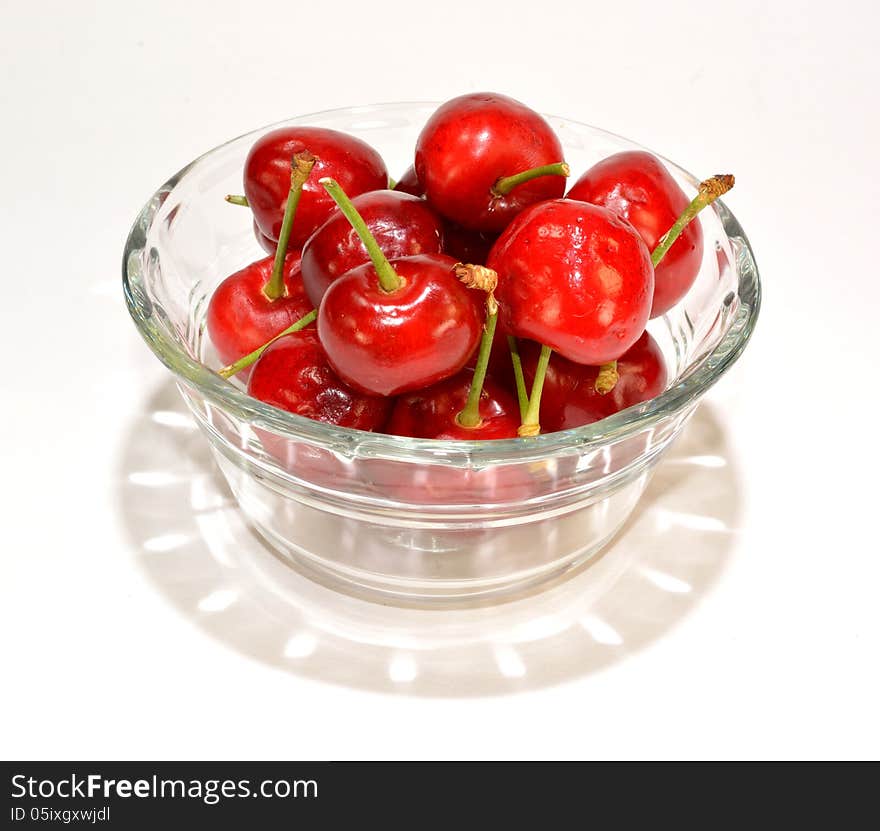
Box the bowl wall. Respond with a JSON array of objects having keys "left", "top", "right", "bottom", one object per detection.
[{"left": 124, "top": 103, "right": 759, "bottom": 604}]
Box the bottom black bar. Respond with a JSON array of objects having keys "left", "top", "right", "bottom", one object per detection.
[{"left": 1, "top": 761, "right": 872, "bottom": 826}]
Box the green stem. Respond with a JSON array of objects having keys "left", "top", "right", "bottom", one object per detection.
[
  {"left": 456, "top": 311, "right": 498, "bottom": 429},
  {"left": 225, "top": 194, "right": 250, "bottom": 207},
  {"left": 492, "top": 162, "right": 570, "bottom": 197},
  {"left": 507, "top": 336, "right": 528, "bottom": 422},
  {"left": 518, "top": 344, "right": 552, "bottom": 437},
  {"left": 320, "top": 177, "right": 402, "bottom": 292},
  {"left": 263, "top": 152, "right": 316, "bottom": 300},
  {"left": 387, "top": 176, "right": 397, "bottom": 190},
  {"left": 218, "top": 310, "right": 317, "bottom": 379},
  {"left": 651, "top": 174, "right": 735, "bottom": 267}
]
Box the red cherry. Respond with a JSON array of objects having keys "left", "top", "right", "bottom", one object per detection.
[
  {"left": 393, "top": 165, "right": 423, "bottom": 197},
  {"left": 415, "top": 92, "right": 569, "bottom": 233},
  {"left": 441, "top": 220, "right": 497, "bottom": 265},
  {"left": 206, "top": 254, "right": 311, "bottom": 372},
  {"left": 518, "top": 332, "right": 667, "bottom": 431},
  {"left": 247, "top": 329, "right": 390, "bottom": 431},
  {"left": 567, "top": 151, "right": 704, "bottom": 318},
  {"left": 318, "top": 253, "right": 482, "bottom": 396},
  {"left": 300, "top": 190, "right": 444, "bottom": 307},
  {"left": 388, "top": 371, "right": 519, "bottom": 440},
  {"left": 488, "top": 199, "right": 654, "bottom": 365},
  {"left": 244, "top": 127, "right": 387, "bottom": 248}
]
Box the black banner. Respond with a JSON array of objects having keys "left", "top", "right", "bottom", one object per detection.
[{"left": 1, "top": 761, "right": 872, "bottom": 825}]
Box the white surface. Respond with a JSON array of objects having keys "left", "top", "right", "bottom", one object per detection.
[{"left": 1, "top": 0, "right": 878, "bottom": 760}]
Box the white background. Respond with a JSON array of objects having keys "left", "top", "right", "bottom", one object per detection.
[{"left": 1, "top": 0, "right": 878, "bottom": 760}]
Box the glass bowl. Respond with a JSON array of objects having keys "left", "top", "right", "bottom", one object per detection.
[{"left": 123, "top": 102, "right": 760, "bottom": 606}]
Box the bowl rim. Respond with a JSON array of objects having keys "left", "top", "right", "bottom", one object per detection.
[{"left": 122, "top": 101, "right": 761, "bottom": 465}]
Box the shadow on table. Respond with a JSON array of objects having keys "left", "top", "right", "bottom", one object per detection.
[{"left": 115, "top": 379, "right": 742, "bottom": 697}]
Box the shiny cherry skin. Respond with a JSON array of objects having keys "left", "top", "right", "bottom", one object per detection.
[
  {"left": 518, "top": 332, "right": 667, "bottom": 431},
  {"left": 244, "top": 127, "right": 387, "bottom": 249},
  {"left": 247, "top": 329, "right": 390, "bottom": 431},
  {"left": 488, "top": 199, "right": 654, "bottom": 365},
  {"left": 387, "top": 371, "right": 519, "bottom": 440},
  {"left": 415, "top": 92, "right": 566, "bottom": 233},
  {"left": 318, "top": 254, "right": 483, "bottom": 397},
  {"left": 393, "top": 165, "right": 423, "bottom": 197},
  {"left": 300, "top": 190, "right": 444, "bottom": 307},
  {"left": 441, "top": 220, "right": 497, "bottom": 265},
  {"left": 567, "top": 151, "right": 703, "bottom": 317},
  {"left": 206, "top": 254, "right": 311, "bottom": 371}
]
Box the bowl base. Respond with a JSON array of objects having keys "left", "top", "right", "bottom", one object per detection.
[
  {"left": 250, "top": 521, "right": 630, "bottom": 609},
  {"left": 214, "top": 447, "right": 653, "bottom": 607}
]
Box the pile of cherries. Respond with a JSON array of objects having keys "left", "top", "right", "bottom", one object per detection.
[{"left": 206, "top": 92, "right": 733, "bottom": 441}]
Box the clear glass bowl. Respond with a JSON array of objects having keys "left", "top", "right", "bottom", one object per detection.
[{"left": 123, "top": 102, "right": 760, "bottom": 605}]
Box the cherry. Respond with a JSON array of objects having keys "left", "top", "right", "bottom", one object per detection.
[
  {"left": 518, "top": 332, "right": 667, "bottom": 431},
  {"left": 319, "top": 253, "right": 482, "bottom": 396},
  {"left": 300, "top": 189, "right": 444, "bottom": 307},
  {"left": 393, "top": 165, "right": 423, "bottom": 197},
  {"left": 388, "top": 265, "right": 519, "bottom": 440},
  {"left": 388, "top": 372, "right": 518, "bottom": 440},
  {"left": 489, "top": 198, "right": 655, "bottom": 367},
  {"left": 244, "top": 127, "right": 387, "bottom": 249},
  {"left": 488, "top": 175, "right": 732, "bottom": 432},
  {"left": 415, "top": 92, "right": 570, "bottom": 233},
  {"left": 567, "top": 151, "right": 704, "bottom": 317},
  {"left": 316, "top": 179, "right": 483, "bottom": 397},
  {"left": 207, "top": 152, "right": 316, "bottom": 374},
  {"left": 247, "top": 329, "right": 390, "bottom": 430},
  {"left": 246, "top": 329, "right": 386, "bottom": 488},
  {"left": 206, "top": 253, "right": 311, "bottom": 371}
]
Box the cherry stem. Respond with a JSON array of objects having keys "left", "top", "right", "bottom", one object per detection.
[
  {"left": 263, "top": 152, "right": 317, "bottom": 301},
  {"left": 595, "top": 361, "right": 619, "bottom": 395},
  {"left": 507, "top": 336, "right": 528, "bottom": 422},
  {"left": 457, "top": 311, "right": 498, "bottom": 429},
  {"left": 651, "top": 174, "right": 735, "bottom": 267},
  {"left": 320, "top": 177, "right": 402, "bottom": 292},
  {"left": 453, "top": 264, "right": 500, "bottom": 429},
  {"left": 218, "top": 310, "right": 317, "bottom": 379},
  {"left": 492, "top": 162, "right": 570, "bottom": 197},
  {"left": 518, "top": 344, "right": 552, "bottom": 437},
  {"left": 387, "top": 176, "right": 397, "bottom": 190},
  {"left": 225, "top": 194, "right": 250, "bottom": 207}
]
